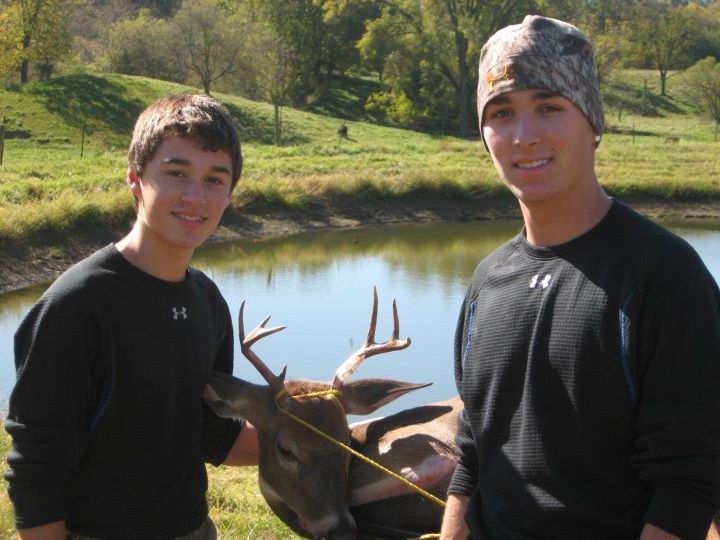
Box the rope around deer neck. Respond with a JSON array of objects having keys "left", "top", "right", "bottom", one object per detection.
[{"left": 274, "top": 388, "right": 447, "bottom": 512}]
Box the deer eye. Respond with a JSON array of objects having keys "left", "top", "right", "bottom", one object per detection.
[{"left": 276, "top": 441, "right": 298, "bottom": 463}]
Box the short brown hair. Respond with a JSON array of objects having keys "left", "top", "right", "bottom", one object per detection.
[{"left": 127, "top": 94, "right": 242, "bottom": 189}]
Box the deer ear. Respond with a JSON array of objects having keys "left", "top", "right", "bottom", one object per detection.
[
  {"left": 339, "top": 379, "right": 431, "bottom": 415},
  {"left": 203, "top": 371, "right": 274, "bottom": 424}
]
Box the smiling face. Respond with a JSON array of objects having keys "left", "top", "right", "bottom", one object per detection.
[
  {"left": 128, "top": 134, "right": 232, "bottom": 259},
  {"left": 482, "top": 89, "right": 598, "bottom": 211}
]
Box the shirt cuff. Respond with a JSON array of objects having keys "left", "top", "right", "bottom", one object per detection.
[{"left": 644, "top": 485, "right": 717, "bottom": 540}]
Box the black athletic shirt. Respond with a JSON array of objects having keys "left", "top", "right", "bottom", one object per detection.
[
  {"left": 5, "top": 245, "right": 243, "bottom": 539},
  {"left": 449, "top": 200, "right": 720, "bottom": 539}
]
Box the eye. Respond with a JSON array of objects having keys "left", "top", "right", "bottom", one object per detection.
[
  {"left": 167, "top": 169, "right": 185, "bottom": 178},
  {"left": 205, "top": 176, "right": 225, "bottom": 186},
  {"left": 276, "top": 441, "right": 298, "bottom": 463},
  {"left": 487, "top": 107, "right": 512, "bottom": 120},
  {"left": 538, "top": 103, "right": 562, "bottom": 113}
]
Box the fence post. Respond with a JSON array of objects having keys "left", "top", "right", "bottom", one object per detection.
[
  {"left": 0, "top": 117, "right": 5, "bottom": 166},
  {"left": 80, "top": 119, "right": 86, "bottom": 158},
  {"left": 274, "top": 103, "right": 281, "bottom": 146}
]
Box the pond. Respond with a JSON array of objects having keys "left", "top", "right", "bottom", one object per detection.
[{"left": 1, "top": 217, "right": 719, "bottom": 417}]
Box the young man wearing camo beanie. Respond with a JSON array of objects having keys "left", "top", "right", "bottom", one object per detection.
[{"left": 441, "top": 15, "right": 720, "bottom": 540}]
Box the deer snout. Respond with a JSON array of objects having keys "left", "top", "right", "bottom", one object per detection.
[{"left": 302, "top": 512, "right": 356, "bottom": 540}]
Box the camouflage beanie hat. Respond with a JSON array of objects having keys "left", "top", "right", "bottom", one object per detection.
[{"left": 477, "top": 15, "right": 604, "bottom": 145}]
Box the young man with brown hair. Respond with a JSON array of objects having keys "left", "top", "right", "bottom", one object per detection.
[
  {"left": 441, "top": 16, "right": 720, "bottom": 540},
  {"left": 5, "top": 94, "right": 258, "bottom": 539}
]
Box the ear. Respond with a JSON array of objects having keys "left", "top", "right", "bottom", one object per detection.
[
  {"left": 338, "top": 379, "right": 431, "bottom": 415},
  {"left": 127, "top": 168, "right": 141, "bottom": 196},
  {"left": 203, "top": 371, "right": 275, "bottom": 426}
]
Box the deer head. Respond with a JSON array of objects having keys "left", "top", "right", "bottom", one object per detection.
[{"left": 203, "top": 288, "right": 429, "bottom": 539}]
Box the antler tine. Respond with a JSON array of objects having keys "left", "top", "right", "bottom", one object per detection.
[
  {"left": 392, "top": 299, "right": 401, "bottom": 340},
  {"left": 238, "top": 301, "right": 287, "bottom": 392},
  {"left": 333, "top": 287, "right": 411, "bottom": 388},
  {"left": 364, "top": 286, "right": 379, "bottom": 348}
]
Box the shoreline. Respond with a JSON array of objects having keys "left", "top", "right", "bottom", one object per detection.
[{"left": 1, "top": 198, "right": 719, "bottom": 296}]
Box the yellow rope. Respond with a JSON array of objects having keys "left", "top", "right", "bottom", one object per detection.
[
  {"left": 278, "top": 388, "right": 343, "bottom": 400},
  {"left": 274, "top": 390, "right": 447, "bottom": 510}
]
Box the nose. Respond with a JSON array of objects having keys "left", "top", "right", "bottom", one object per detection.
[
  {"left": 181, "top": 179, "right": 207, "bottom": 204},
  {"left": 313, "top": 511, "right": 356, "bottom": 539},
  {"left": 512, "top": 111, "right": 540, "bottom": 147}
]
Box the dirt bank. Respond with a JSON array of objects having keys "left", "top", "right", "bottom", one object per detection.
[{"left": 1, "top": 198, "right": 718, "bottom": 296}]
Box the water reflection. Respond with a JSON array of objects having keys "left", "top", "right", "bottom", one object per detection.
[{"left": 194, "top": 220, "right": 521, "bottom": 290}]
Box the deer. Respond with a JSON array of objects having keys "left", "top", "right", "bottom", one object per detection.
[{"left": 203, "top": 288, "right": 462, "bottom": 539}]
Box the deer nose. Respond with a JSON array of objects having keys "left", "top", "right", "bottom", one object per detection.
[{"left": 313, "top": 512, "right": 356, "bottom": 539}]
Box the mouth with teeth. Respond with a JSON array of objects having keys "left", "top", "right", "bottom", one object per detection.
[
  {"left": 515, "top": 158, "right": 551, "bottom": 169},
  {"left": 174, "top": 212, "right": 207, "bottom": 225}
]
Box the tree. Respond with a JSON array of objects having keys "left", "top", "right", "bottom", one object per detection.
[
  {"left": 227, "top": 7, "right": 295, "bottom": 144},
  {"left": 106, "top": 8, "right": 183, "bottom": 82},
  {"left": 631, "top": 1, "right": 699, "bottom": 96},
  {"left": 239, "top": 0, "right": 330, "bottom": 106},
  {"left": 67, "top": 0, "right": 136, "bottom": 70},
  {"left": 318, "top": 1, "right": 381, "bottom": 84},
  {"left": 0, "top": 4, "right": 23, "bottom": 81},
  {"left": 681, "top": 57, "right": 720, "bottom": 140},
  {"left": 0, "top": 0, "right": 75, "bottom": 83},
  {"left": 170, "top": 0, "right": 244, "bottom": 95},
  {"left": 683, "top": 2, "right": 720, "bottom": 66},
  {"left": 357, "top": 0, "right": 533, "bottom": 134}
]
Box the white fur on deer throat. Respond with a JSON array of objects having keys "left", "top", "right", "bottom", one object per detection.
[
  {"left": 348, "top": 454, "right": 456, "bottom": 506},
  {"left": 259, "top": 477, "right": 285, "bottom": 506}
]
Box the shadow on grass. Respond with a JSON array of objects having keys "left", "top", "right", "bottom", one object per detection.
[
  {"left": 222, "top": 102, "right": 310, "bottom": 145},
  {"left": 25, "top": 74, "right": 145, "bottom": 141},
  {"left": 18, "top": 73, "right": 312, "bottom": 146},
  {"left": 605, "top": 126, "right": 657, "bottom": 137},
  {"left": 603, "top": 81, "right": 685, "bottom": 117},
  {"left": 303, "top": 75, "right": 385, "bottom": 123}
]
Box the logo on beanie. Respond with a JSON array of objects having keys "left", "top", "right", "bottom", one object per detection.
[{"left": 486, "top": 63, "right": 514, "bottom": 89}]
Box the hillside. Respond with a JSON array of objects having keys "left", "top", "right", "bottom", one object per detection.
[{"left": 0, "top": 70, "right": 719, "bottom": 293}]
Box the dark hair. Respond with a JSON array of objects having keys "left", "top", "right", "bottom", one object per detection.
[{"left": 127, "top": 94, "right": 242, "bottom": 189}]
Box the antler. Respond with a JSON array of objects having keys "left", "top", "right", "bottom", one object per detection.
[
  {"left": 238, "top": 300, "right": 287, "bottom": 393},
  {"left": 333, "top": 287, "right": 411, "bottom": 389}
]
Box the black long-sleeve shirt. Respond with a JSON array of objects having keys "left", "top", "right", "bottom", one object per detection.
[
  {"left": 449, "top": 200, "right": 720, "bottom": 539},
  {"left": 5, "top": 245, "right": 243, "bottom": 539}
]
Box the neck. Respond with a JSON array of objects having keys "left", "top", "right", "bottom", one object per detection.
[
  {"left": 116, "top": 226, "right": 193, "bottom": 282},
  {"left": 520, "top": 181, "right": 612, "bottom": 247}
]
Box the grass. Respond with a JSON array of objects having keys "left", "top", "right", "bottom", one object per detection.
[
  {"left": 0, "top": 431, "right": 14, "bottom": 539},
  {"left": 0, "top": 429, "right": 299, "bottom": 538},
  {"left": 1, "top": 69, "right": 718, "bottom": 248}
]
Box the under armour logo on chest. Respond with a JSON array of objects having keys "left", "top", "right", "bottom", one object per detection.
[
  {"left": 529, "top": 274, "right": 552, "bottom": 290},
  {"left": 172, "top": 306, "right": 188, "bottom": 320}
]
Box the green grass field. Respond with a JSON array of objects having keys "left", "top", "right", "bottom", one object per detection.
[{"left": 0, "top": 70, "right": 718, "bottom": 248}]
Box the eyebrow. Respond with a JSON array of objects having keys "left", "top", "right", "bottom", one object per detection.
[
  {"left": 162, "top": 157, "right": 231, "bottom": 176},
  {"left": 486, "top": 90, "right": 563, "bottom": 106}
]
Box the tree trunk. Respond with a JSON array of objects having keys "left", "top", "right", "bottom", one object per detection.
[
  {"left": 274, "top": 102, "right": 281, "bottom": 146},
  {"left": 660, "top": 68, "right": 667, "bottom": 97},
  {"left": 37, "top": 63, "right": 53, "bottom": 81},
  {"left": 20, "top": 60, "right": 30, "bottom": 84},
  {"left": 20, "top": 26, "right": 33, "bottom": 84},
  {"left": 457, "top": 82, "right": 472, "bottom": 136}
]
